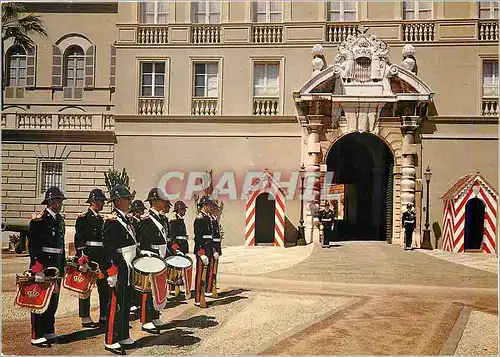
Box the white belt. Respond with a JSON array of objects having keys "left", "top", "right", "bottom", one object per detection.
[
  {"left": 322, "top": 219, "right": 332, "bottom": 222},
  {"left": 151, "top": 244, "right": 167, "bottom": 259},
  {"left": 86, "top": 241, "right": 103, "bottom": 247},
  {"left": 116, "top": 244, "right": 137, "bottom": 254},
  {"left": 42, "top": 247, "right": 63, "bottom": 254},
  {"left": 202, "top": 235, "right": 213, "bottom": 239},
  {"left": 405, "top": 220, "right": 415, "bottom": 224},
  {"left": 213, "top": 238, "right": 221, "bottom": 242},
  {"left": 176, "top": 236, "right": 188, "bottom": 240},
  {"left": 151, "top": 244, "right": 167, "bottom": 250}
]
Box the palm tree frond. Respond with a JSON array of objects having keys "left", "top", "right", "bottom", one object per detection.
[
  {"left": 1, "top": 3, "right": 26, "bottom": 23},
  {"left": 17, "top": 14, "right": 48, "bottom": 37},
  {"left": 1, "top": 3, "right": 47, "bottom": 51},
  {"left": 3, "top": 26, "right": 35, "bottom": 50}
]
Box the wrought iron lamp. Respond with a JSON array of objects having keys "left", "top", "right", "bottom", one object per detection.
[
  {"left": 421, "top": 166, "right": 433, "bottom": 250},
  {"left": 296, "top": 163, "right": 307, "bottom": 246}
]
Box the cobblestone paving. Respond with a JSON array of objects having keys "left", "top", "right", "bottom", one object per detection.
[
  {"left": 454, "top": 310, "right": 499, "bottom": 356},
  {"left": 418, "top": 249, "right": 498, "bottom": 274},
  {"left": 2, "top": 242, "right": 497, "bottom": 355},
  {"left": 265, "top": 242, "right": 498, "bottom": 288}
]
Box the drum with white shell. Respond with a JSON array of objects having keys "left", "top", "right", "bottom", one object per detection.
[
  {"left": 165, "top": 255, "right": 192, "bottom": 286},
  {"left": 132, "top": 255, "right": 167, "bottom": 292}
]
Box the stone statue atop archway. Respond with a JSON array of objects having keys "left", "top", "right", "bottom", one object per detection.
[{"left": 333, "top": 33, "right": 390, "bottom": 83}]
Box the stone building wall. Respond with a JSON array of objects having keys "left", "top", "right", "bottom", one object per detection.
[{"left": 2, "top": 142, "right": 114, "bottom": 226}]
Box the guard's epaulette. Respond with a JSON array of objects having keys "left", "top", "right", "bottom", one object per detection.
[
  {"left": 31, "top": 210, "right": 45, "bottom": 221},
  {"left": 196, "top": 213, "right": 204, "bottom": 219},
  {"left": 104, "top": 212, "right": 118, "bottom": 221},
  {"left": 140, "top": 212, "right": 150, "bottom": 220}
]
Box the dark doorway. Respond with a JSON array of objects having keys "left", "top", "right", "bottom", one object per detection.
[
  {"left": 255, "top": 193, "right": 275, "bottom": 245},
  {"left": 326, "top": 132, "right": 394, "bottom": 241},
  {"left": 464, "top": 198, "right": 485, "bottom": 250}
]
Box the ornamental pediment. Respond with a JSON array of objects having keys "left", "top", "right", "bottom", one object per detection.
[{"left": 334, "top": 33, "right": 390, "bottom": 83}]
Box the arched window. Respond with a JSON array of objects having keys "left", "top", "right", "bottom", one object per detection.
[
  {"left": 64, "top": 45, "right": 84, "bottom": 88},
  {"left": 7, "top": 46, "right": 27, "bottom": 87}
]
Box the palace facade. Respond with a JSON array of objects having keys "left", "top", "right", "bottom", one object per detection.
[{"left": 2, "top": 1, "right": 498, "bottom": 251}]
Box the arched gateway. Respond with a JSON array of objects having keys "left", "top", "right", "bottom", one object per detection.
[{"left": 294, "top": 34, "right": 434, "bottom": 246}]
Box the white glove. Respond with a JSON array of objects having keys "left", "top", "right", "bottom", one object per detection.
[
  {"left": 213, "top": 252, "right": 219, "bottom": 261},
  {"left": 34, "top": 272, "right": 45, "bottom": 283},
  {"left": 79, "top": 262, "right": 89, "bottom": 273},
  {"left": 140, "top": 250, "right": 154, "bottom": 257},
  {"left": 107, "top": 275, "right": 117, "bottom": 288},
  {"left": 175, "top": 250, "right": 185, "bottom": 256},
  {"left": 201, "top": 255, "right": 209, "bottom": 265}
]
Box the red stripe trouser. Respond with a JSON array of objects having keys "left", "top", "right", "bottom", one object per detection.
[{"left": 105, "top": 280, "right": 132, "bottom": 345}]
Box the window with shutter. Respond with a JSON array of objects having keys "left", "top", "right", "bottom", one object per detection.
[
  {"left": 63, "top": 45, "right": 85, "bottom": 99},
  {"left": 7, "top": 46, "right": 27, "bottom": 88},
  {"left": 26, "top": 46, "right": 36, "bottom": 88},
  {"left": 110, "top": 45, "right": 116, "bottom": 88},
  {"left": 85, "top": 45, "right": 95, "bottom": 88},
  {"left": 52, "top": 45, "right": 63, "bottom": 87}
]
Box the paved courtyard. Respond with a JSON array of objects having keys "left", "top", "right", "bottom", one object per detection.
[{"left": 2, "top": 242, "right": 498, "bottom": 355}]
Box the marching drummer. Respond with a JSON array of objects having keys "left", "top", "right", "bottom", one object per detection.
[
  {"left": 128, "top": 199, "right": 147, "bottom": 315},
  {"left": 74, "top": 188, "right": 109, "bottom": 329},
  {"left": 170, "top": 201, "right": 189, "bottom": 255},
  {"left": 206, "top": 200, "right": 222, "bottom": 296},
  {"left": 193, "top": 196, "right": 213, "bottom": 307},
  {"left": 138, "top": 188, "right": 172, "bottom": 334},
  {"left": 102, "top": 184, "right": 137, "bottom": 354},
  {"left": 170, "top": 201, "right": 192, "bottom": 299},
  {"left": 28, "top": 186, "right": 67, "bottom": 347}
]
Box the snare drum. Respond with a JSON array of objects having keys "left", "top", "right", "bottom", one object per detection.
[
  {"left": 132, "top": 255, "right": 167, "bottom": 292},
  {"left": 165, "top": 255, "right": 192, "bottom": 286}
]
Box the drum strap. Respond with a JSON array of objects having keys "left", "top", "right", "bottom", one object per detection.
[
  {"left": 149, "top": 215, "right": 167, "bottom": 243},
  {"left": 116, "top": 215, "right": 137, "bottom": 244}
]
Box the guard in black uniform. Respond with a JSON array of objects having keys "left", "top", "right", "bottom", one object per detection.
[
  {"left": 169, "top": 200, "right": 191, "bottom": 299},
  {"left": 74, "top": 188, "right": 109, "bottom": 329},
  {"left": 128, "top": 200, "right": 146, "bottom": 237},
  {"left": 28, "top": 186, "right": 67, "bottom": 347},
  {"left": 102, "top": 184, "right": 137, "bottom": 354},
  {"left": 318, "top": 201, "right": 336, "bottom": 248},
  {"left": 193, "top": 196, "right": 212, "bottom": 306},
  {"left": 170, "top": 201, "right": 189, "bottom": 254},
  {"left": 402, "top": 203, "right": 417, "bottom": 250},
  {"left": 138, "top": 188, "right": 172, "bottom": 334},
  {"left": 128, "top": 199, "right": 146, "bottom": 315},
  {"left": 206, "top": 201, "right": 222, "bottom": 295}
]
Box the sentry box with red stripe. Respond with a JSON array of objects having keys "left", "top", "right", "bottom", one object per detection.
[{"left": 440, "top": 172, "right": 497, "bottom": 254}]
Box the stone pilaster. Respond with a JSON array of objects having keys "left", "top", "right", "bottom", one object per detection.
[
  {"left": 400, "top": 116, "right": 419, "bottom": 211},
  {"left": 303, "top": 115, "right": 324, "bottom": 244}
]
